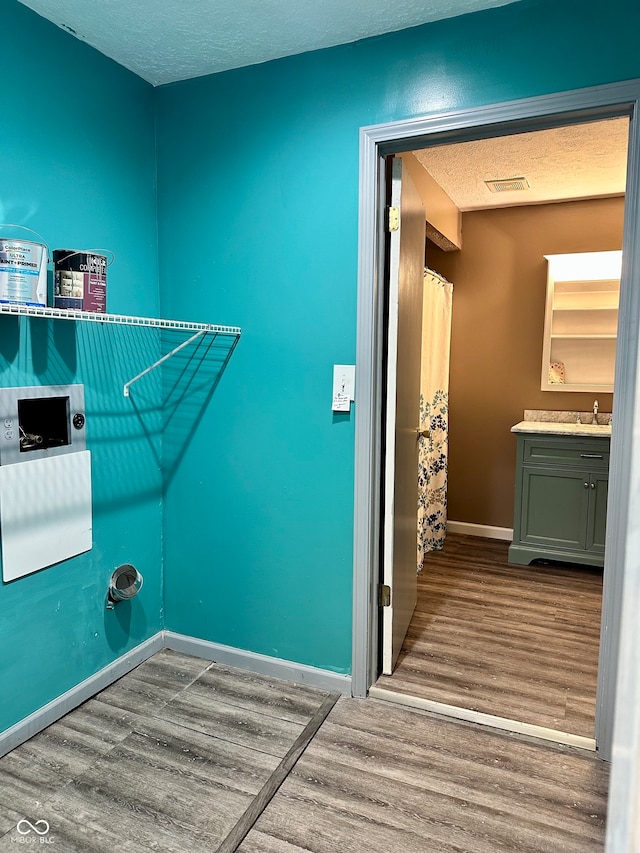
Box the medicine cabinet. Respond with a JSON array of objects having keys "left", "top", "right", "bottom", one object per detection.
[{"left": 541, "top": 251, "right": 621, "bottom": 393}]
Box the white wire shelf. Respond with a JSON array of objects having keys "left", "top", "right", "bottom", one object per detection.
[
  {"left": 0, "top": 303, "right": 242, "bottom": 396},
  {"left": 0, "top": 302, "right": 241, "bottom": 335}
]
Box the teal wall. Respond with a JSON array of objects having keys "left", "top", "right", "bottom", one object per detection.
[
  {"left": 3, "top": 0, "right": 640, "bottom": 734},
  {"left": 155, "top": 0, "right": 640, "bottom": 673},
  {"left": 0, "top": 1, "right": 161, "bottom": 730}
]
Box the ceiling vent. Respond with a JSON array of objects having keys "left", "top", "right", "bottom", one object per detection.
[{"left": 485, "top": 177, "right": 530, "bottom": 193}]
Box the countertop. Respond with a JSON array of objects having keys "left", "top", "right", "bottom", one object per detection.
[{"left": 511, "top": 421, "right": 611, "bottom": 437}]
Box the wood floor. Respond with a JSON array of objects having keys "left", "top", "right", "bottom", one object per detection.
[
  {"left": 240, "top": 698, "right": 608, "bottom": 853},
  {"left": 375, "top": 533, "right": 603, "bottom": 737},
  {"left": 0, "top": 651, "right": 335, "bottom": 852},
  {"left": 0, "top": 649, "right": 608, "bottom": 852}
]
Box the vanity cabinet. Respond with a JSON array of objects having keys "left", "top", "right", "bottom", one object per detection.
[{"left": 509, "top": 433, "right": 609, "bottom": 568}]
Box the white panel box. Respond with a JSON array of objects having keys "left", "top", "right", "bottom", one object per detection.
[{"left": 0, "top": 450, "right": 92, "bottom": 582}]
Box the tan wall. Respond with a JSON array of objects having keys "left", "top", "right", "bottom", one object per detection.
[
  {"left": 399, "top": 152, "right": 462, "bottom": 250},
  {"left": 429, "top": 197, "right": 624, "bottom": 530}
]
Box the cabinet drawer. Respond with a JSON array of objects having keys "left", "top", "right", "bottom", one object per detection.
[{"left": 522, "top": 436, "right": 610, "bottom": 468}]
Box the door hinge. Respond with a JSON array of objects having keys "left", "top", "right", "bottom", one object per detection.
[
  {"left": 386, "top": 206, "right": 399, "bottom": 232},
  {"left": 378, "top": 584, "right": 391, "bottom": 607}
]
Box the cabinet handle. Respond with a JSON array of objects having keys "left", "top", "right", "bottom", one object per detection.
[
  {"left": 591, "top": 482, "right": 596, "bottom": 489},
  {"left": 580, "top": 453, "right": 603, "bottom": 459},
  {"left": 584, "top": 482, "right": 589, "bottom": 488}
]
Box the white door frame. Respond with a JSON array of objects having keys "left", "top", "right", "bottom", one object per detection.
[{"left": 351, "top": 80, "right": 640, "bottom": 847}]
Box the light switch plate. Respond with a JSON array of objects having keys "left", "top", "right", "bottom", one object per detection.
[{"left": 333, "top": 364, "right": 355, "bottom": 411}]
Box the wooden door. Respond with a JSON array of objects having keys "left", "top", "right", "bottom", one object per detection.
[{"left": 381, "top": 157, "right": 425, "bottom": 675}]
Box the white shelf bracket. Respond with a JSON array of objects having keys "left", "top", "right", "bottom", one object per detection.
[{"left": 123, "top": 329, "right": 208, "bottom": 397}]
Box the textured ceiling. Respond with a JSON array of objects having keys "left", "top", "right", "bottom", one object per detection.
[
  {"left": 413, "top": 118, "right": 629, "bottom": 210},
  {"left": 18, "top": 0, "right": 524, "bottom": 86},
  {"left": 16, "top": 1, "right": 625, "bottom": 210}
]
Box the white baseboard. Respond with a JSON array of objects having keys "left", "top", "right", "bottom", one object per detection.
[
  {"left": 0, "top": 630, "right": 352, "bottom": 758},
  {"left": 164, "top": 631, "right": 352, "bottom": 696},
  {"left": 0, "top": 631, "right": 164, "bottom": 758},
  {"left": 447, "top": 520, "right": 513, "bottom": 541}
]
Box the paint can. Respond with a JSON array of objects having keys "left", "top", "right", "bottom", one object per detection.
[
  {"left": 53, "top": 249, "right": 107, "bottom": 313},
  {"left": 0, "top": 239, "right": 48, "bottom": 307}
]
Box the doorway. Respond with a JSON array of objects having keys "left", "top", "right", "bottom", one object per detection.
[
  {"left": 351, "top": 81, "right": 640, "bottom": 765},
  {"left": 372, "top": 118, "right": 626, "bottom": 748}
]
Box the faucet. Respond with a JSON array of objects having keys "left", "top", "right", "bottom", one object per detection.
[{"left": 592, "top": 399, "right": 599, "bottom": 425}]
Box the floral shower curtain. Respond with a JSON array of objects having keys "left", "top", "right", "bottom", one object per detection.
[{"left": 417, "top": 268, "right": 453, "bottom": 571}]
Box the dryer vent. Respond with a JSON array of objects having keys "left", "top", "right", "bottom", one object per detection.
[{"left": 107, "top": 563, "right": 143, "bottom": 608}]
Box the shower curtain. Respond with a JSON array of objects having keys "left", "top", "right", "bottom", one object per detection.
[{"left": 417, "top": 268, "right": 453, "bottom": 571}]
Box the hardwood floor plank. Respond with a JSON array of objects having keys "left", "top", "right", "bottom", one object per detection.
[
  {"left": 0, "top": 650, "right": 608, "bottom": 852},
  {"left": 243, "top": 795, "right": 471, "bottom": 853},
  {"left": 47, "top": 697, "right": 146, "bottom": 753},
  {"left": 215, "top": 694, "right": 339, "bottom": 853},
  {"left": 564, "top": 694, "right": 598, "bottom": 734},
  {"left": 407, "top": 608, "right": 601, "bottom": 645},
  {"left": 126, "top": 648, "right": 212, "bottom": 691},
  {"left": 0, "top": 812, "right": 137, "bottom": 853},
  {"left": 40, "top": 737, "right": 254, "bottom": 850},
  {"left": 397, "top": 632, "right": 598, "bottom": 682},
  {"left": 326, "top": 699, "right": 606, "bottom": 807},
  {"left": 0, "top": 658, "right": 329, "bottom": 853},
  {"left": 0, "top": 653, "right": 331, "bottom": 852},
  {"left": 377, "top": 660, "right": 596, "bottom": 732},
  {"left": 93, "top": 673, "right": 189, "bottom": 717},
  {"left": 126, "top": 716, "right": 281, "bottom": 794},
  {"left": 0, "top": 805, "right": 23, "bottom": 840},
  {"left": 377, "top": 673, "right": 570, "bottom": 727},
  {"left": 185, "top": 665, "right": 331, "bottom": 725},
  {"left": 375, "top": 533, "right": 602, "bottom": 736},
  {"left": 159, "top": 689, "right": 306, "bottom": 757},
  {"left": 0, "top": 752, "right": 72, "bottom": 815},
  {"left": 10, "top": 698, "right": 143, "bottom": 771},
  {"left": 238, "top": 830, "right": 311, "bottom": 852},
  {"left": 30, "top": 780, "right": 213, "bottom": 853},
  {"left": 89, "top": 648, "right": 212, "bottom": 719},
  {"left": 402, "top": 645, "right": 598, "bottom": 684},
  {"left": 391, "top": 644, "right": 595, "bottom": 699},
  {"left": 0, "top": 706, "right": 132, "bottom": 816},
  {"left": 261, "top": 755, "right": 594, "bottom": 853},
  {"left": 240, "top": 697, "right": 607, "bottom": 853},
  {"left": 373, "top": 691, "right": 571, "bottom": 731}
]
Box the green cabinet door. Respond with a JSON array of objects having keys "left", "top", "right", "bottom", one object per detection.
[
  {"left": 586, "top": 471, "right": 609, "bottom": 554},
  {"left": 519, "top": 466, "right": 589, "bottom": 551}
]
